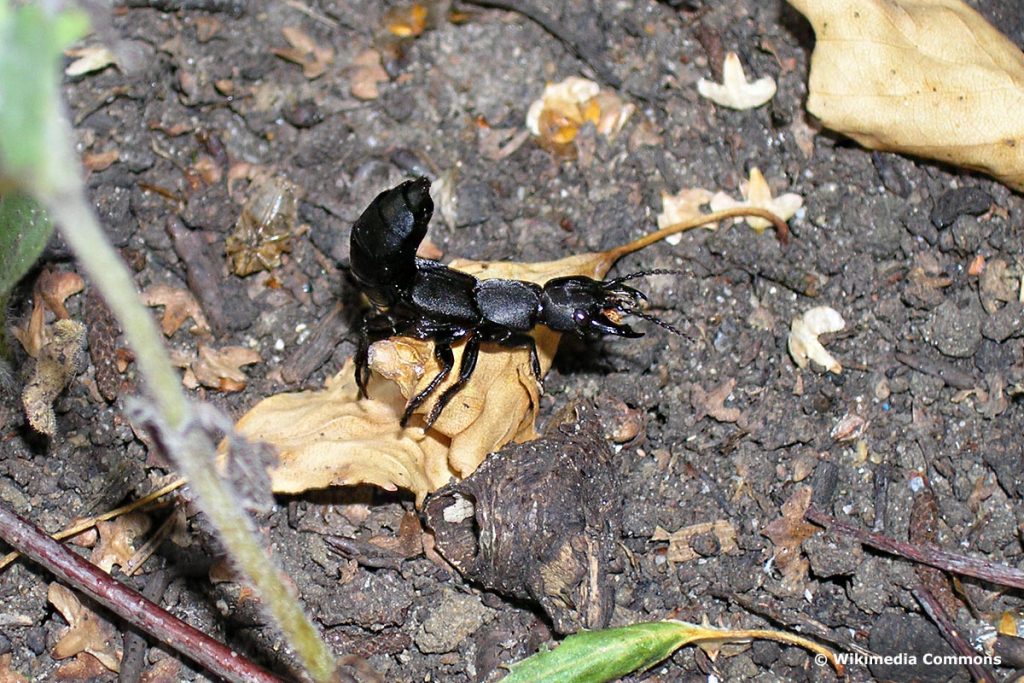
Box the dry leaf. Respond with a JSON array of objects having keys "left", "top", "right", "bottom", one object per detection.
[
  {"left": 788, "top": 0, "right": 1024, "bottom": 192},
  {"left": 90, "top": 513, "right": 152, "bottom": 573},
  {"left": 55, "top": 653, "right": 109, "bottom": 681},
  {"left": 652, "top": 521, "right": 738, "bottom": 563},
  {"left": 0, "top": 654, "right": 28, "bottom": 683},
  {"left": 349, "top": 49, "right": 389, "bottom": 100},
  {"left": 83, "top": 149, "right": 119, "bottom": 172},
  {"left": 272, "top": 26, "right": 334, "bottom": 79},
  {"left": 48, "top": 583, "right": 122, "bottom": 672},
  {"left": 232, "top": 210, "right": 785, "bottom": 503},
  {"left": 697, "top": 51, "right": 776, "bottom": 109},
  {"left": 140, "top": 657, "right": 182, "bottom": 683},
  {"left": 23, "top": 320, "right": 87, "bottom": 436},
  {"left": 525, "top": 76, "right": 634, "bottom": 156},
  {"left": 38, "top": 270, "right": 84, "bottom": 320},
  {"left": 64, "top": 46, "right": 116, "bottom": 77},
  {"left": 657, "top": 188, "right": 714, "bottom": 245},
  {"left": 192, "top": 344, "right": 262, "bottom": 392},
  {"left": 140, "top": 284, "right": 211, "bottom": 336},
  {"left": 709, "top": 167, "right": 803, "bottom": 232},
  {"left": 788, "top": 306, "right": 845, "bottom": 374},
  {"left": 691, "top": 378, "right": 742, "bottom": 423},
  {"left": 761, "top": 486, "right": 817, "bottom": 594}
]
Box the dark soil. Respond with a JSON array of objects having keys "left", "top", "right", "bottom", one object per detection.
[{"left": 2, "top": 1, "right": 1024, "bottom": 681}]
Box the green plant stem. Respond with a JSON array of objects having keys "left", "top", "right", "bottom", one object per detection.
[{"left": 44, "top": 187, "right": 338, "bottom": 682}]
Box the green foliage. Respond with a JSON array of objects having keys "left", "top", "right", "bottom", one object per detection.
[
  {"left": 0, "top": 192, "right": 53, "bottom": 298},
  {"left": 503, "top": 621, "right": 704, "bottom": 683},
  {"left": 0, "top": 0, "right": 88, "bottom": 192}
]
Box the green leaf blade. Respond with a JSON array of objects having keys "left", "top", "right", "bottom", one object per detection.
[
  {"left": 0, "top": 191, "right": 53, "bottom": 298},
  {"left": 503, "top": 621, "right": 702, "bottom": 683}
]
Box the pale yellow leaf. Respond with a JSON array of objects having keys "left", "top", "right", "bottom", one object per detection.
[
  {"left": 788, "top": 0, "right": 1024, "bottom": 191},
  {"left": 709, "top": 168, "right": 803, "bottom": 232},
  {"left": 697, "top": 51, "right": 776, "bottom": 109}
]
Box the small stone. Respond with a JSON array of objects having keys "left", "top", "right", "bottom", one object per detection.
[
  {"left": 415, "top": 590, "right": 493, "bottom": 654},
  {"left": 924, "top": 297, "right": 983, "bottom": 358},
  {"left": 929, "top": 186, "right": 993, "bottom": 228},
  {"left": 868, "top": 613, "right": 961, "bottom": 683},
  {"left": 982, "top": 301, "right": 1024, "bottom": 342}
]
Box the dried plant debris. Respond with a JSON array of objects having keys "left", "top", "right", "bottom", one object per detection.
[
  {"left": 788, "top": 305, "right": 845, "bottom": 374},
  {"left": 48, "top": 583, "right": 122, "bottom": 673},
  {"left": 140, "top": 284, "right": 211, "bottom": 337},
  {"left": 709, "top": 167, "right": 803, "bottom": 233},
  {"left": 0, "top": 654, "right": 28, "bottom": 683},
  {"left": 657, "top": 188, "right": 714, "bottom": 245},
  {"left": 90, "top": 513, "right": 152, "bottom": 573},
  {"left": 789, "top": 0, "right": 1024, "bottom": 192},
  {"left": 191, "top": 344, "right": 262, "bottom": 392},
  {"left": 348, "top": 49, "right": 389, "bottom": 100},
  {"left": 525, "top": 76, "right": 634, "bottom": 157},
  {"left": 22, "top": 320, "right": 87, "bottom": 436},
  {"left": 697, "top": 51, "right": 776, "bottom": 109},
  {"left": 225, "top": 175, "right": 297, "bottom": 277},
  {"left": 761, "top": 486, "right": 817, "bottom": 595},
  {"left": 423, "top": 406, "right": 620, "bottom": 634},
  {"left": 271, "top": 26, "right": 333, "bottom": 79},
  {"left": 64, "top": 45, "right": 116, "bottom": 77},
  {"left": 652, "top": 521, "right": 738, "bottom": 563}
]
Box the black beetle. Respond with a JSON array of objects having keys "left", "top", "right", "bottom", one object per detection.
[{"left": 350, "top": 177, "right": 681, "bottom": 429}]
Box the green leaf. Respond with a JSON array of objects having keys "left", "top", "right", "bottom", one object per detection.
[
  {"left": 0, "top": 191, "right": 54, "bottom": 300},
  {"left": 502, "top": 619, "right": 844, "bottom": 683},
  {"left": 503, "top": 621, "right": 703, "bottom": 683},
  {"left": 0, "top": 0, "right": 88, "bottom": 189}
]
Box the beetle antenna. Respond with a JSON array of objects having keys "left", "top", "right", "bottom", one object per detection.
[
  {"left": 607, "top": 268, "right": 688, "bottom": 286},
  {"left": 627, "top": 309, "right": 686, "bottom": 337}
]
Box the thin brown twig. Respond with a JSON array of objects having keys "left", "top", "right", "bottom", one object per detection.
[
  {"left": 0, "top": 477, "right": 186, "bottom": 571},
  {"left": 806, "top": 507, "right": 1024, "bottom": 590},
  {"left": 0, "top": 501, "right": 287, "bottom": 683}
]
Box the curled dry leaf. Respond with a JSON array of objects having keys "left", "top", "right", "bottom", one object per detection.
[
  {"left": 192, "top": 344, "right": 262, "bottom": 392},
  {"left": 64, "top": 46, "right": 117, "bottom": 77},
  {"left": 90, "top": 513, "right": 152, "bottom": 573},
  {"left": 761, "top": 485, "right": 817, "bottom": 595},
  {"left": 788, "top": 0, "right": 1024, "bottom": 192},
  {"left": 709, "top": 167, "right": 803, "bottom": 233},
  {"left": 272, "top": 26, "right": 334, "bottom": 79},
  {"left": 48, "top": 583, "right": 122, "bottom": 672},
  {"left": 22, "top": 319, "right": 87, "bottom": 436},
  {"left": 788, "top": 305, "right": 845, "bottom": 374},
  {"left": 525, "top": 76, "right": 635, "bottom": 156},
  {"left": 697, "top": 51, "right": 776, "bottom": 110},
  {"left": 232, "top": 209, "right": 791, "bottom": 503},
  {"left": 657, "top": 188, "right": 714, "bottom": 245},
  {"left": 140, "top": 284, "right": 210, "bottom": 336},
  {"left": 348, "top": 49, "right": 389, "bottom": 101}
]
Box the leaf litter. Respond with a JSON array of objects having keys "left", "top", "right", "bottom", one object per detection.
[{"left": 230, "top": 206, "right": 791, "bottom": 504}]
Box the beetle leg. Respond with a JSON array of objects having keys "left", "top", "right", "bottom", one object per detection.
[
  {"left": 401, "top": 341, "right": 456, "bottom": 427},
  {"left": 355, "top": 313, "right": 398, "bottom": 398},
  {"left": 494, "top": 332, "right": 541, "bottom": 381},
  {"left": 424, "top": 334, "right": 480, "bottom": 429}
]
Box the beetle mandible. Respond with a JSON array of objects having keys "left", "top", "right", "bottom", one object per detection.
[{"left": 350, "top": 177, "right": 683, "bottom": 429}]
